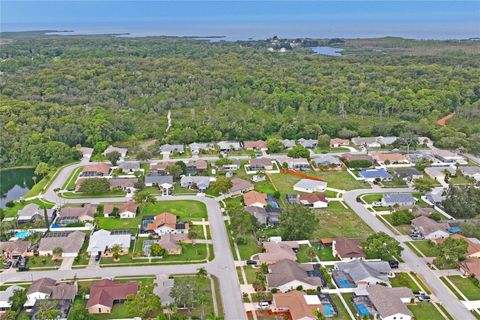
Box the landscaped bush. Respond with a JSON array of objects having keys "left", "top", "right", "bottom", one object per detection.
[
  {"left": 391, "top": 210, "right": 414, "bottom": 226},
  {"left": 346, "top": 160, "right": 372, "bottom": 169}
]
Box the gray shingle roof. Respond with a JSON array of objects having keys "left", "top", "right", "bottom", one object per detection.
[
  {"left": 367, "top": 285, "right": 414, "bottom": 318},
  {"left": 336, "top": 260, "right": 391, "bottom": 284},
  {"left": 382, "top": 193, "right": 416, "bottom": 204},
  {"left": 267, "top": 260, "right": 322, "bottom": 288}
]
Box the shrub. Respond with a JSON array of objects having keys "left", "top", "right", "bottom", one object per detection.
[{"left": 391, "top": 210, "right": 414, "bottom": 226}]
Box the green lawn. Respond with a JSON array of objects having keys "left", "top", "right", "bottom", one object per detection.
[
  {"left": 408, "top": 302, "right": 447, "bottom": 320},
  {"left": 24, "top": 176, "right": 50, "bottom": 198},
  {"left": 237, "top": 234, "right": 262, "bottom": 260},
  {"left": 330, "top": 294, "right": 353, "bottom": 320},
  {"left": 446, "top": 276, "right": 480, "bottom": 300},
  {"left": 254, "top": 180, "right": 276, "bottom": 194},
  {"left": 313, "top": 147, "right": 350, "bottom": 153},
  {"left": 62, "top": 166, "right": 83, "bottom": 190},
  {"left": 296, "top": 244, "right": 336, "bottom": 262},
  {"left": 309, "top": 170, "right": 370, "bottom": 191},
  {"left": 382, "top": 214, "right": 412, "bottom": 235},
  {"left": 270, "top": 173, "right": 302, "bottom": 194},
  {"left": 450, "top": 175, "right": 475, "bottom": 186},
  {"left": 3, "top": 199, "right": 54, "bottom": 218},
  {"left": 97, "top": 200, "right": 207, "bottom": 231},
  {"left": 72, "top": 234, "right": 91, "bottom": 267},
  {"left": 237, "top": 266, "right": 261, "bottom": 285},
  {"left": 391, "top": 272, "right": 421, "bottom": 292},
  {"left": 296, "top": 244, "right": 318, "bottom": 263},
  {"left": 313, "top": 202, "right": 373, "bottom": 239},
  {"left": 408, "top": 240, "right": 438, "bottom": 257},
  {"left": 173, "top": 275, "right": 217, "bottom": 318},
  {"left": 362, "top": 194, "right": 383, "bottom": 204},
  {"left": 61, "top": 189, "right": 126, "bottom": 198},
  {"left": 27, "top": 255, "right": 61, "bottom": 269}
]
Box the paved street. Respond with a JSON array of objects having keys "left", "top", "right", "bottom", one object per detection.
[{"left": 344, "top": 188, "right": 475, "bottom": 320}]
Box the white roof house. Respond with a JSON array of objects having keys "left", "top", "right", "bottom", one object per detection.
[
  {"left": 0, "top": 285, "right": 25, "bottom": 312},
  {"left": 293, "top": 179, "right": 327, "bottom": 193},
  {"left": 217, "top": 141, "right": 242, "bottom": 151},
  {"left": 460, "top": 166, "right": 480, "bottom": 182},
  {"left": 160, "top": 144, "right": 184, "bottom": 155},
  {"left": 103, "top": 145, "right": 128, "bottom": 158},
  {"left": 188, "top": 142, "right": 214, "bottom": 154},
  {"left": 87, "top": 230, "right": 131, "bottom": 255}
]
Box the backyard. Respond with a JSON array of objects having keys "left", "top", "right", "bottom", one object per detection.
[
  {"left": 3, "top": 198, "right": 54, "bottom": 218},
  {"left": 296, "top": 244, "right": 336, "bottom": 262}
]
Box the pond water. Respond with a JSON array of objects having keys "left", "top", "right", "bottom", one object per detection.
[
  {"left": 0, "top": 167, "right": 35, "bottom": 209},
  {"left": 311, "top": 46, "right": 344, "bottom": 56}
]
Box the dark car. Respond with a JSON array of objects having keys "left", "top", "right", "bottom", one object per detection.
[
  {"left": 388, "top": 260, "right": 399, "bottom": 269},
  {"left": 3, "top": 261, "right": 12, "bottom": 269},
  {"left": 11, "top": 258, "right": 20, "bottom": 268},
  {"left": 18, "top": 264, "right": 29, "bottom": 272},
  {"left": 246, "top": 260, "right": 258, "bottom": 265},
  {"left": 95, "top": 253, "right": 101, "bottom": 261}
]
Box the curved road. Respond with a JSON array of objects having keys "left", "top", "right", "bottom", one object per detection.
[
  {"left": 344, "top": 188, "right": 474, "bottom": 320},
  {"left": 7, "top": 161, "right": 247, "bottom": 320}
]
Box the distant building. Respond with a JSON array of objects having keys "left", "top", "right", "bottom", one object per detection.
[
  {"left": 293, "top": 179, "right": 327, "bottom": 193},
  {"left": 330, "top": 138, "right": 349, "bottom": 148},
  {"left": 411, "top": 216, "right": 449, "bottom": 240},
  {"left": 381, "top": 194, "right": 416, "bottom": 207},
  {"left": 103, "top": 146, "right": 128, "bottom": 158},
  {"left": 359, "top": 168, "right": 393, "bottom": 182}
]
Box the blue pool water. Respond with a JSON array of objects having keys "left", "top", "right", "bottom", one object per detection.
[
  {"left": 267, "top": 195, "right": 279, "bottom": 208},
  {"left": 338, "top": 279, "right": 353, "bottom": 288},
  {"left": 51, "top": 224, "right": 61, "bottom": 229},
  {"left": 323, "top": 304, "right": 334, "bottom": 316},
  {"left": 15, "top": 231, "right": 30, "bottom": 239},
  {"left": 356, "top": 304, "right": 370, "bottom": 317}
]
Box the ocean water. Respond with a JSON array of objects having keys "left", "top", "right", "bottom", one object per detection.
[{"left": 1, "top": 1, "right": 479, "bottom": 40}]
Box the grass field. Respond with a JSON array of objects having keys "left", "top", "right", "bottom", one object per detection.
[
  {"left": 237, "top": 234, "right": 262, "bottom": 260},
  {"left": 254, "top": 179, "right": 276, "bottom": 194},
  {"left": 362, "top": 194, "right": 383, "bottom": 204},
  {"left": 313, "top": 202, "right": 373, "bottom": 238},
  {"left": 408, "top": 302, "right": 447, "bottom": 320},
  {"left": 309, "top": 170, "right": 370, "bottom": 190},
  {"left": 24, "top": 176, "right": 49, "bottom": 198},
  {"left": 62, "top": 166, "right": 83, "bottom": 190},
  {"left": 408, "top": 240, "right": 438, "bottom": 257},
  {"left": 269, "top": 173, "right": 302, "bottom": 194},
  {"left": 3, "top": 199, "right": 54, "bottom": 218},
  {"left": 446, "top": 276, "right": 480, "bottom": 300},
  {"left": 97, "top": 200, "right": 207, "bottom": 231},
  {"left": 391, "top": 272, "right": 421, "bottom": 292}
]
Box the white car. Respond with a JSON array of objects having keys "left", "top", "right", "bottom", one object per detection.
[{"left": 257, "top": 302, "right": 270, "bottom": 310}]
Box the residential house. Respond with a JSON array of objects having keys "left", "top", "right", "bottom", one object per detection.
[
  {"left": 351, "top": 137, "right": 381, "bottom": 148},
  {"left": 459, "top": 166, "right": 480, "bottom": 182},
  {"left": 78, "top": 147, "right": 93, "bottom": 159},
  {"left": 435, "top": 234, "right": 480, "bottom": 258},
  {"left": 330, "top": 138, "right": 349, "bottom": 148},
  {"left": 376, "top": 136, "right": 398, "bottom": 146},
  {"left": 59, "top": 204, "right": 97, "bottom": 223},
  {"left": 332, "top": 238, "right": 365, "bottom": 260},
  {"left": 87, "top": 230, "right": 131, "bottom": 256},
  {"left": 103, "top": 146, "right": 128, "bottom": 158},
  {"left": 145, "top": 175, "right": 173, "bottom": 188},
  {"left": 293, "top": 179, "right": 327, "bottom": 193},
  {"left": 381, "top": 194, "right": 416, "bottom": 207},
  {"left": 186, "top": 159, "right": 208, "bottom": 175},
  {"left": 312, "top": 155, "right": 342, "bottom": 168},
  {"left": 359, "top": 168, "right": 393, "bottom": 182},
  {"left": 392, "top": 167, "right": 423, "bottom": 182},
  {"left": 229, "top": 178, "right": 254, "bottom": 195},
  {"left": 156, "top": 233, "right": 189, "bottom": 255},
  {"left": 146, "top": 212, "right": 189, "bottom": 235},
  {"left": 281, "top": 139, "right": 296, "bottom": 149},
  {"left": 424, "top": 166, "right": 456, "bottom": 181},
  {"left": 425, "top": 189, "right": 445, "bottom": 205},
  {"left": 272, "top": 291, "right": 323, "bottom": 320},
  {"left": 38, "top": 231, "right": 85, "bottom": 257},
  {"left": 371, "top": 152, "right": 408, "bottom": 166},
  {"left": 432, "top": 149, "right": 467, "bottom": 165},
  {"left": 180, "top": 176, "right": 212, "bottom": 192},
  {"left": 160, "top": 144, "right": 184, "bottom": 155},
  {"left": 81, "top": 163, "right": 111, "bottom": 177},
  {"left": 245, "top": 158, "right": 274, "bottom": 171},
  {"left": 154, "top": 274, "right": 174, "bottom": 306},
  {"left": 334, "top": 260, "right": 392, "bottom": 286},
  {"left": 297, "top": 138, "right": 317, "bottom": 149},
  {"left": 0, "top": 286, "right": 25, "bottom": 315},
  {"left": 118, "top": 161, "right": 140, "bottom": 173},
  {"left": 275, "top": 156, "right": 310, "bottom": 171},
  {"left": 243, "top": 140, "right": 268, "bottom": 151},
  {"left": 459, "top": 258, "right": 480, "bottom": 281},
  {"left": 149, "top": 162, "right": 170, "bottom": 175},
  {"left": 267, "top": 259, "right": 324, "bottom": 292},
  {"left": 342, "top": 153, "right": 373, "bottom": 165},
  {"left": 25, "top": 278, "right": 77, "bottom": 311},
  {"left": 16, "top": 203, "right": 56, "bottom": 225},
  {"left": 243, "top": 191, "right": 268, "bottom": 208},
  {"left": 188, "top": 142, "right": 214, "bottom": 155},
  {"left": 298, "top": 193, "right": 329, "bottom": 208},
  {"left": 217, "top": 141, "right": 241, "bottom": 152},
  {"left": 366, "top": 285, "right": 414, "bottom": 320},
  {"left": 0, "top": 240, "right": 30, "bottom": 259},
  {"left": 109, "top": 178, "right": 137, "bottom": 191},
  {"left": 104, "top": 201, "right": 138, "bottom": 218},
  {"left": 221, "top": 158, "right": 241, "bottom": 171},
  {"left": 245, "top": 206, "right": 280, "bottom": 226},
  {"left": 411, "top": 216, "right": 449, "bottom": 240},
  {"left": 87, "top": 279, "right": 139, "bottom": 314},
  {"left": 256, "top": 241, "right": 299, "bottom": 265}
]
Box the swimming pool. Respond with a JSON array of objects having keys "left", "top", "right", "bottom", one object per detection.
[
  {"left": 323, "top": 304, "right": 334, "bottom": 316},
  {"left": 15, "top": 231, "right": 30, "bottom": 239},
  {"left": 356, "top": 304, "right": 370, "bottom": 317},
  {"left": 338, "top": 279, "right": 353, "bottom": 288},
  {"left": 267, "top": 195, "right": 279, "bottom": 208}
]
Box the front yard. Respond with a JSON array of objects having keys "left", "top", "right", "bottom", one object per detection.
[
  {"left": 97, "top": 200, "right": 208, "bottom": 231},
  {"left": 408, "top": 302, "right": 448, "bottom": 320},
  {"left": 407, "top": 240, "right": 438, "bottom": 257},
  {"left": 445, "top": 275, "right": 480, "bottom": 300},
  {"left": 390, "top": 272, "right": 421, "bottom": 292},
  {"left": 309, "top": 170, "right": 370, "bottom": 191}
]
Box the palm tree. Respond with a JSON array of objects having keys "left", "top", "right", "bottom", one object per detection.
[
  {"left": 189, "top": 229, "right": 199, "bottom": 254},
  {"left": 198, "top": 293, "right": 209, "bottom": 319},
  {"left": 196, "top": 267, "right": 208, "bottom": 279},
  {"left": 306, "top": 246, "right": 317, "bottom": 262},
  {"left": 52, "top": 247, "right": 63, "bottom": 260},
  {"left": 313, "top": 309, "right": 326, "bottom": 320},
  {"left": 110, "top": 244, "right": 122, "bottom": 262}
]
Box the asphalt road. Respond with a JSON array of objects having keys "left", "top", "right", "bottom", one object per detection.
[{"left": 344, "top": 188, "right": 474, "bottom": 320}]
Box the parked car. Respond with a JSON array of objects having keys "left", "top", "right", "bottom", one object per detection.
[
  {"left": 18, "top": 264, "right": 29, "bottom": 272},
  {"left": 11, "top": 258, "right": 19, "bottom": 268},
  {"left": 388, "top": 260, "right": 399, "bottom": 269},
  {"left": 257, "top": 302, "right": 270, "bottom": 310},
  {"left": 95, "top": 253, "right": 101, "bottom": 262},
  {"left": 3, "top": 261, "right": 12, "bottom": 269},
  {"left": 246, "top": 260, "right": 257, "bottom": 265},
  {"left": 409, "top": 232, "right": 424, "bottom": 240},
  {"left": 416, "top": 293, "right": 431, "bottom": 302}
]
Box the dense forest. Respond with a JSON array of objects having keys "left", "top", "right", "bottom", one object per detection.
[{"left": 0, "top": 33, "right": 479, "bottom": 167}]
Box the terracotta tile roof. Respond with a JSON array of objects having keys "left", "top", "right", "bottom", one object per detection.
[
  {"left": 243, "top": 140, "right": 267, "bottom": 149},
  {"left": 371, "top": 152, "right": 406, "bottom": 162},
  {"left": 334, "top": 238, "right": 365, "bottom": 259},
  {"left": 330, "top": 138, "right": 349, "bottom": 145},
  {"left": 244, "top": 191, "right": 268, "bottom": 206},
  {"left": 82, "top": 163, "right": 111, "bottom": 175},
  {"left": 298, "top": 193, "right": 328, "bottom": 204},
  {"left": 273, "top": 290, "right": 322, "bottom": 320},
  {"left": 146, "top": 212, "right": 178, "bottom": 231},
  {"left": 104, "top": 201, "right": 138, "bottom": 215},
  {"left": 87, "top": 279, "right": 139, "bottom": 309},
  {"left": 459, "top": 258, "right": 480, "bottom": 280}
]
